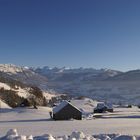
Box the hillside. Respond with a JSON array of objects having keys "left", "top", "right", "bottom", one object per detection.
[{"left": 0, "top": 75, "right": 51, "bottom": 108}]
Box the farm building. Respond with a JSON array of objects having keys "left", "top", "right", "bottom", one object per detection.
[
  {"left": 94, "top": 103, "right": 113, "bottom": 113},
  {"left": 106, "top": 103, "right": 113, "bottom": 112},
  {"left": 52, "top": 100, "right": 82, "bottom": 120}
]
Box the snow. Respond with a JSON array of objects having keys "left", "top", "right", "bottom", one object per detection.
[
  {"left": 53, "top": 100, "right": 82, "bottom": 114},
  {"left": 70, "top": 98, "right": 98, "bottom": 114},
  {"left": 43, "top": 91, "right": 57, "bottom": 100},
  {"left": 53, "top": 100, "right": 69, "bottom": 114},
  {"left": 96, "top": 103, "right": 106, "bottom": 109},
  {"left": 0, "top": 64, "right": 49, "bottom": 90},
  {"left": 1, "top": 99, "right": 140, "bottom": 139},
  {"left": 0, "top": 106, "right": 140, "bottom": 136},
  {"left": 0, "top": 82, "right": 11, "bottom": 90},
  {"left": 0, "top": 80, "right": 56, "bottom": 109},
  {"left": 106, "top": 103, "right": 113, "bottom": 110},
  {"left": 1, "top": 129, "right": 33, "bottom": 140},
  {"left": 0, "top": 81, "right": 30, "bottom": 98},
  {"left": 0, "top": 99, "right": 11, "bottom": 109},
  {"left": 0, "top": 81, "right": 54, "bottom": 100},
  {"left": 0, "top": 64, "right": 23, "bottom": 74},
  {"left": 1, "top": 129, "right": 140, "bottom": 140},
  {"left": 0, "top": 82, "right": 30, "bottom": 98},
  {"left": 14, "top": 87, "right": 30, "bottom": 98}
]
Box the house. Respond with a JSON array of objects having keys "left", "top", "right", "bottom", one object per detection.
[
  {"left": 106, "top": 103, "right": 113, "bottom": 112},
  {"left": 94, "top": 103, "right": 107, "bottom": 113},
  {"left": 94, "top": 103, "right": 113, "bottom": 113},
  {"left": 52, "top": 100, "right": 82, "bottom": 120}
]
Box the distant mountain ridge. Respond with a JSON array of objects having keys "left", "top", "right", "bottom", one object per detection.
[
  {"left": 33, "top": 66, "right": 140, "bottom": 105},
  {"left": 33, "top": 66, "right": 122, "bottom": 81},
  {"left": 107, "top": 70, "right": 140, "bottom": 81},
  {"left": 1, "top": 64, "right": 140, "bottom": 105}
]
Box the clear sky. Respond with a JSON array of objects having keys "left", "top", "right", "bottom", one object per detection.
[{"left": 0, "top": 0, "right": 140, "bottom": 71}]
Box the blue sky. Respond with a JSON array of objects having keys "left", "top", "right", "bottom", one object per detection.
[{"left": 0, "top": 0, "right": 140, "bottom": 71}]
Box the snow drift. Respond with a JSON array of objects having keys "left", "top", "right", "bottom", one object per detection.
[{"left": 0, "top": 129, "right": 139, "bottom": 140}]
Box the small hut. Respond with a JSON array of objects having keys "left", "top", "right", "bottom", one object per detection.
[
  {"left": 106, "top": 103, "right": 113, "bottom": 112},
  {"left": 94, "top": 103, "right": 113, "bottom": 113},
  {"left": 94, "top": 103, "right": 107, "bottom": 113},
  {"left": 52, "top": 100, "right": 82, "bottom": 120}
]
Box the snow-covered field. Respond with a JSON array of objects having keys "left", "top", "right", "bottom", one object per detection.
[{"left": 1, "top": 99, "right": 140, "bottom": 139}]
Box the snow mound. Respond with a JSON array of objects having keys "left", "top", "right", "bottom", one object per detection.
[
  {"left": 70, "top": 131, "right": 86, "bottom": 139},
  {"left": 35, "top": 134, "right": 55, "bottom": 140},
  {"left": 6, "top": 129, "right": 18, "bottom": 136},
  {"left": 114, "top": 135, "right": 136, "bottom": 140},
  {"left": 1, "top": 129, "right": 140, "bottom": 140},
  {"left": 1, "top": 129, "right": 33, "bottom": 140}
]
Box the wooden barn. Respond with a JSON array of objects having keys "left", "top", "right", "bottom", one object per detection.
[{"left": 52, "top": 100, "right": 82, "bottom": 120}]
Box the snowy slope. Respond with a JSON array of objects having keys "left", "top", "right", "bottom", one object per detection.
[
  {"left": 0, "top": 82, "right": 11, "bottom": 90},
  {"left": 0, "top": 64, "right": 48, "bottom": 88},
  {"left": 14, "top": 87, "right": 30, "bottom": 98},
  {"left": 43, "top": 91, "right": 58, "bottom": 100},
  {"left": 0, "top": 81, "right": 30, "bottom": 98},
  {"left": 0, "top": 80, "right": 57, "bottom": 108},
  {"left": 0, "top": 99, "right": 11, "bottom": 109},
  {"left": 1, "top": 100, "right": 140, "bottom": 139},
  {"left": 0, "top": 64, "right": 24, "bottom": 74}
]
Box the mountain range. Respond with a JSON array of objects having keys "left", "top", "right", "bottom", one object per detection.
[{"left": 1, "top": 64, "right": 140, "bottom": 105}]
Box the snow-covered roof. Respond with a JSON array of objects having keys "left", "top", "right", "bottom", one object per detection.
[
  {"left": 106, "top": 103, "right": 113, "bottom": 109},
  {"left": 53, "top": 100, "right": 81, "bottom": 114},
  {"left": 95, "top": 103, "right": 113, "bottom": 110},
  {"left": 96, "top": 103, "right": 106, "bottom": 109}
]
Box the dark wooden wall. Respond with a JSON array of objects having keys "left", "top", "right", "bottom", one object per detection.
[{"left": 53, "top": 104, "right": 82, "bottom": 120}]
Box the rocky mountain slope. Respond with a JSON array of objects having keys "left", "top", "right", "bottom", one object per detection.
[
  {"left": 0, "top": 69, "right": 55, "bottom": 108},
  {"left": 0, "top": 64, "right": 48, "bottom": 89}
]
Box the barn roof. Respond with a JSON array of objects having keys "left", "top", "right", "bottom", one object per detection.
[
  {"left": 53, "top": 100, "right": 82, "bottom": 114},
  {"left": 95, "top": 103, "right": 113, "bottom": 110}
]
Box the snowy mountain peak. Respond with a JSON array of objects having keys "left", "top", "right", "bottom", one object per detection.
[
  {"left": 0, "top": 64, "right": 48, "bottom": 88},
  {"left": 33, "top": 66, "right": 122, "bottom": 79},
  {"left": 0, "top": 64, "right": 24, "bottom": 74}
]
